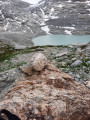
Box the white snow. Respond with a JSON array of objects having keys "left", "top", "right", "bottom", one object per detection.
[
  {"left": 22, "top": 0, "right": 42, "bottom": 5},
  {"left": 41, "top": 26, "right": 50, "bottom": 34},
  {"left": 51, "top": 8, "right": 54, "bottom": 12},
  {"left": 0, "top": 10, "right": 4, "bottom": 18},
  {"left": 50, "top": 16, "right": 59, "bottom": 19},
  {"left": 40, "top": 22, "right": 45, "bottom": 25},
  {"left": 40, "top": 8, "right": 49, "bottom": 20},
  {"left": 29, "top": 27, "right": 33, "bottom": 33},
  {"left": 67, "top": 0, "right": 72, "bottom": 3},
  {"left": 40, "top": 8, "right": 45, "bottom": 17},
  {"left": 4, "top": 22, "right": 9, "bottom": 30},
  {"left": 63, "top": 26, "right": 75, "bottom": 30},
  {"left": 85, "top": 0, "right": 90, "bottom": 6},
  {"left": 65, "top": 30, "right": 72, "bottom": 35},
  {"left": 58, "top": 4, "right": 63, "bottom": 8},
  {"left": 40, "top": 8, "right": 50, "bottom": 34},
  {"left": 0, "top": 10, "right": 2, "bottom": 14},
  {"left": 87, "top": 9, "right": 90, "bottom": 11},
  {"left": 49, "top": 8, "right": 54, "bottom": 17}
]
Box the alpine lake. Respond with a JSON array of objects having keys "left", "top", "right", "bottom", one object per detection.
[{"left": 32, "top": 35, "right": 90, "bottom": 46}]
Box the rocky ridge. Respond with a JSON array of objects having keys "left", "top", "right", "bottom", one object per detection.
[
  {"left": 0, "top": 53, "right": 90, "bottom": 120},
  {"left": 0, "top": 0, "right": 90, "bottom": 48}
]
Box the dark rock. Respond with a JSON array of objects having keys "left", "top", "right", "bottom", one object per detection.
[{"left": 0, "top": 68, "right": 22, "bottom": 99}]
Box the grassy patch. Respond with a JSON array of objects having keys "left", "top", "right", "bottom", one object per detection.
[{"left": 0, "top": 61, "right": 26, "bottom": 72}]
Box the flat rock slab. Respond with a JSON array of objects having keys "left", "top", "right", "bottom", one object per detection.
[
  {"left": 0, "top": 68, "right": 22, "bottom": 99},
  {"left": 0, "top": 53, "right": 90, "bottom": 120}
]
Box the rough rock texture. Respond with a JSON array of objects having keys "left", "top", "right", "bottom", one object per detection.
[
  {"left": 0, "top": 68, "right": 22, "bottom": 99},
  {"left": 30, "top": 53, "right": 48, "bottom": 71},
  {"left": 0, "top": 53, "right": 90, "bottom": 120}
]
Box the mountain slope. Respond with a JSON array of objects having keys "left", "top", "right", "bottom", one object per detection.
[{"left": 0, "top": 0, "right": 90, "bottom": 48}]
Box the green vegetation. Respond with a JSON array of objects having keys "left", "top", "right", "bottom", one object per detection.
[
  {"left": 0, "top": 43, "right": 90, "bottom": 76},
  {"left": 0, "top": 61, "right": 26, "bottom": 72},
  {"left": 0, "top": 44, "right": 70, "bottom": 62},
  {"left": 1, "top": 45, "right": 65, "bottom": 72}
]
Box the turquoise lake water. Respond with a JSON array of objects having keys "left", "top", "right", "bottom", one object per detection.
[{"left": 32, "top": 35, "right": 90, "bottom": 46}]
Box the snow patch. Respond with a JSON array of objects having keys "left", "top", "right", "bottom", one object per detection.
[
  {"left": 40, "top": 22, "right": 45, "bottom": 26},
  {"left": 87, "top": 9, "right": 90, "bottom": 11},
  {"left": 67, "top": 0, "right": 72, "bottom": 3},
  {"left": 4, "top": 22, "right": 10, "bottom": 30},
  {"left": 49, "top": 8, "right": 54, "bottom": 17},
  {"left": 51, "top": 8, "right": 54, "bottom": 12},
  {"left": 0, "top": 10, "right": 2, "bottom": 14},
  {"left": 63, "top": 26, "right": 75, "bottom": 30},
  {"left": 85, "top": 0, "right": 90, "bottom": 6},
  {"left": 50, "top": 16, "right": 59, "bottom": 19},
  {"left": 58, "top": 4, "right": 63, "bottom": 8},
  {"left": 22, "top": 0, "right": 42, "bottom": 5},
  {"left": 65, "top": 30, "right": 72, "bottom": 35},
  {"left": 41, "top": 26, "right": 50, "bottom": 34},
  {"left": 40, "top": 8, "right": 49, "bottom": 20}
]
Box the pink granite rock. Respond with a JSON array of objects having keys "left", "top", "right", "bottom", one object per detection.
[{"left": 0, "top": 53, "right": 90, "bottom": 120}]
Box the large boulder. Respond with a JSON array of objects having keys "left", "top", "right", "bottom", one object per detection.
[
  {"left": 30, "top": 53, "right": 48, "bottom": 71},
  {"left": 0, "top": 53, "right": 90, "bottom": 120}
]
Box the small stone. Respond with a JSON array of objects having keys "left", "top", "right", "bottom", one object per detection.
[
  {"left": 69, "top": 72, "right": 73, "bottom": 76},
  {"left": 71, "top": 60, "right": 82, "bottom": 66},
  {"left": 76, "top": 74, "right": 80, "bottom": 78},
  {"left": 34, "top": 109, "right": 39, "bottom": 114},
  {"left": 75, "top": 78, "right": 79, "bottom": 82},
  {"left": 76, "top": 48, "right": 82, "bottom": 52},
  {"left": 86, "top": 81, "right": 90, "bottom": 88},
  {"left": 56, "top": 51, "right": 68, "bottom": 57},
  {"left": 86, "top": 61, "right": 90, "bottom": 65},
  {"left": 48, "top": 76, "right": 56, "bottom": 80},
  {"left": 71, "top": 57, "right": 77, "bottom": 61}
]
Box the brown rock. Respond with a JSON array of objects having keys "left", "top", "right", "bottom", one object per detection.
[{"left": 0, "top": 53, "right": 90, "bottom": 120}]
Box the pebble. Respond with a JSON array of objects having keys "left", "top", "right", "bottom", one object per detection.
[
  {"left": 86, "top": 61, "right": 90, "bottom": 65},
  {"left": 76, "top": 74, "right": 80, "bottom": 78},
  {"left": 71, "top": 60, "right": 82, "bottom": 66},
  {"left": 34, "top": 109, "right": 39, "bottom": 114}
]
